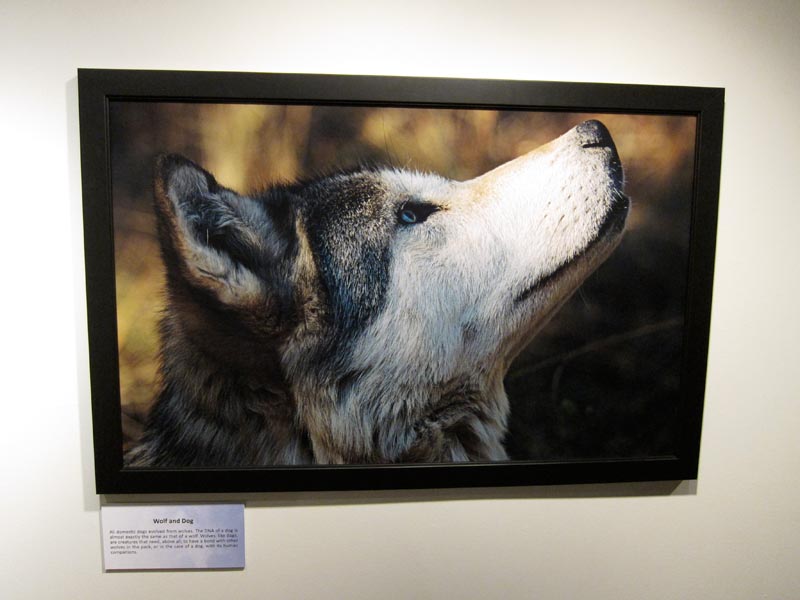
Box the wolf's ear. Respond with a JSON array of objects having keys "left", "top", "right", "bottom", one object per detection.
[{"left": 153, "top": 154, "right": 287, "bottom": 308}]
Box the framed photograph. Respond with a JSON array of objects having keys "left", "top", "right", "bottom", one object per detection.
[{"left": 79, "top": 69, "right": 723, "bottom": 494}]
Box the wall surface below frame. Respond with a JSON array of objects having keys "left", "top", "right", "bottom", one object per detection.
[{"left": 1, "top": 0, "right": 799, "bottom": 598}]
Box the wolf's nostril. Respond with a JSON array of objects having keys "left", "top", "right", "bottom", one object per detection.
[{"left": 577, "top": 119, "right": 614, "bottom": 149}]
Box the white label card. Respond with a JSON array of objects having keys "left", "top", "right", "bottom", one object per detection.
[{"left": 101, "top": 504, "right": 245, "bottom": 571}]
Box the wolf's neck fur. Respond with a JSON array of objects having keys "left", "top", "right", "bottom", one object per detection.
[
  {"left": 125, "top": 313, "right": 311, "bottom": 467},
  {"left": 291, "top": 372, "right": 510, "bottom": 464},
  {"left": 127, "top": 313, "right": 510, "bottom": 467}
]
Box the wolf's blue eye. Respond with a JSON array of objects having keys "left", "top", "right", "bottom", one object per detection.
[
  {"left": 398, "top": 202, "right": 438, "bottom": 225},
  {"left": 399, "top": 208, "right": 418, "bottom": 224}
]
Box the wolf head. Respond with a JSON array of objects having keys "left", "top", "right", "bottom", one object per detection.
[{"left": 151, "top": 119, "right": 628, "bottom": 465}]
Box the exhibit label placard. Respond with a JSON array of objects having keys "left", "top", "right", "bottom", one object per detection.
[{"left": 101, "top": 504, "right": 244, "bottom": 570}]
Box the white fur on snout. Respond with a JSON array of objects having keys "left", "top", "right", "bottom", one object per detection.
[
  {"left": 472, "top": 132, "right": 621, "bottom": 297},
  {"left": 353, "top": 125, "right": 624, "bottom": 386}
]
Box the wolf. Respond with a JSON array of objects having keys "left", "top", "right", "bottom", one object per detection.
[{"left": 124, "top": 119, "right": 628, "bottom": 467}]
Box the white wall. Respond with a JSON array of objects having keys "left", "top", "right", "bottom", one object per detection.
[{"left": 2, "top": 1, "right": 798, "bottom": 598}]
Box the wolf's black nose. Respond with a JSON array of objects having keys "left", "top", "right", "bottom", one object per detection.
[{"left": 577, "top": 120, "right": 615, "bottom": 149}]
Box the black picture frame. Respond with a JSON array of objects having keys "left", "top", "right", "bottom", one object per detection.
[{"left": 78, "top": 68, "right": 723, "bottom": 494}]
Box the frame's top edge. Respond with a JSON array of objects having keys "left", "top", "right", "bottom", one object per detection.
[{"left": 75, "top": 68, "right": 725, "bottom": 96}]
